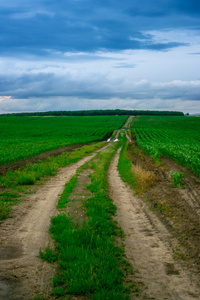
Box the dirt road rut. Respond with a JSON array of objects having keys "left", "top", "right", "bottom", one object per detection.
[
  {"left": 108, "top": 148, "right": 200, "bottom": 300},
  {"left": 0, "top": 147, "right": 106, "bottom": 299}
]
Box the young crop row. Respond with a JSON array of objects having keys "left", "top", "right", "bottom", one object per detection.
[
  {"left": 0, "top": 115, "right": 127, "bottom": 165},
  {"left": 132, "top": 116, "right": 200, "bottom": 177}
]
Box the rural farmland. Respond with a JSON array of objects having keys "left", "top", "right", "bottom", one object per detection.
[{"left": 0, "top": 114, "right": 199, "bottom": 300}]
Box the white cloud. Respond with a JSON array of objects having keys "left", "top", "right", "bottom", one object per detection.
[{"left": 0, "top": 96, "right": 12, "bottom": 102}]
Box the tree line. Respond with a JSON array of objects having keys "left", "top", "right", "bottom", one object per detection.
[{"left": 0, "top": 109, "right": 184, "bottom": 117}]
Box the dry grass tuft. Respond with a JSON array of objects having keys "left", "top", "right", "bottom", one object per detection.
[{"left": 131, "top": 164, "right": 157, "bottom": 192}]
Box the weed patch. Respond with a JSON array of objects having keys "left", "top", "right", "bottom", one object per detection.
[
  {"left": 39, "top": 246, "right": 57, "bottom": 263},
  {"left": 0, "top": 143, "right": 104, "bottom": 189},
  {"left": 119, "top": 142, "right": 157, "bottom": 193},
  {"left": 0, "top": 143, "right": 104, "bottom": 222},
  {"left": 132, "top": 164, "right": 157, "bottom": 193},
  {"left": 118, "top": 142, "right": 135, "bottom": 189},
  {"left": 150, "top": 200, "right": 171, "bottom": 215},
  {"left": 0, "top": 192, "right": 21, "bottom": 221},
  {"left": 170, "top": 171, "right": 185, "bottom": 188}
]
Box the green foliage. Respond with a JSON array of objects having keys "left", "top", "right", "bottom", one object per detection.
[
  {"left": 132, "top": 116, "right": 200, "bottom": 177},
  {"left": 41, "top": 142, "right": 133, "bottom": 299},
  {"left": 57, "top": 175, "right": 78, "bottom": 209},
  {"left": 0, "top": 143, "right": 103, "bottom": 188},
  {"left": 0, "top": 192, "right": 21, "bottom": 221},
  {"left": 34, "top": 296, "right": 47, "bottom": 300},
  {"left": 118, "top": 142, "right": 135, "bottom": 188},
  {"left": 0, "top": 115, "right": 127, "bottom": 165},
  {"left": 53, "top": 287, "right": 65, "bottom": 296},
  {"left": 1, "top": 109, "right": 184, "bottom": 117},
  {"left": 17, "top": 173, "right": 36, "bottom": 185},
  {"left": 0, "top": 143, "right": 104, "bottom": 221},
  {"left": 0, "top": 202, "right": 10, "bottom": 221},
  {"left": 39, "top": 246, "right": 57, "bottom": 263},
  {"left": 170, "top": 171, "right": 185, "bottom": 188}
]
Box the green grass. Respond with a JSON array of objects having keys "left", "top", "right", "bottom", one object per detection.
[
  {"left": 57, "top": 175, "right": 79, "bottom": 209},
  {"left": 0, "top": 115, "right": 127, "bottom": 165},
  {"left": 40, "top": 142, "right": 137, "bottom": 299},
  {"left": 0, "top": 142, "right": 104, "bottom": 188},
  {"left": 170, "top": 171, "right": 185, "bottom": 188},
  {"left": 0, "top": 192, "right": 21, "bottom": 222},
  {"left": 118, "top": 142, "right": 135, "bottom": 188},
  {"left": 0, "top": 142, "right": 104, "bottom": 222}
]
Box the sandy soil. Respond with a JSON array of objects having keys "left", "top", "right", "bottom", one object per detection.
[
  {"left": 126, "top": 142, "right": 200, "bottom": 269},
  {"left": 108, "top": 147, "right": 200, "bottom": 300},
  {"left": 0, "top": 146, "right": 106, "bottom": 300}
]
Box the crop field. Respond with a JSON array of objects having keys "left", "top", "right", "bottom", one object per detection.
[
  {"left": 0, "top": 115, "right": 127, "bottom": 166},
  {"left": 0, "top": 115, "right": 200, "bottom": 299},
  {"left": 132, "top": 116, "right": 200, "bottom": 176}
]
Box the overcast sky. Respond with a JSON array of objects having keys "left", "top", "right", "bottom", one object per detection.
[{"left": 0, "top": 0, "right": 200, "bottom": 114}]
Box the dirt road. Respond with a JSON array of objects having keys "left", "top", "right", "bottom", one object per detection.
[
  {"left": 0, "top": 139, "right": 199, "bottom": 299},
  {"left": 0, "top": 146, "right": 107, "bottom": 300},
  {"left": 108, "top": 148, "right": 200, "bottom": 300}
]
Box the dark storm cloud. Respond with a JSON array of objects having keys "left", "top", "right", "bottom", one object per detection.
[
  {"left": 0, "top": 72, "right": 115, "bottom": 99},
  {"left": 1, "top": 72, "right": 200, "bottom": 102},
  {"left": 0, "top": 0, "right": 198, "bottom": 55}
]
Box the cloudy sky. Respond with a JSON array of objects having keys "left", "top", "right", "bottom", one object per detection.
[{"left": 0, "top": 0, "right": 200, "bottom": 114}]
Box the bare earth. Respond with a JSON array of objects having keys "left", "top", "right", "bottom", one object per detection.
[
  {"left": 0, "top": 146, "right": 106, "bottom": 300},
  {"left": 108, "top": 148, "right": 200, "bottom": 300}
]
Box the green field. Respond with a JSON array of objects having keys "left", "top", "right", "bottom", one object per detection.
[
  {"left": 132, "top": 116, "right": 200, "bottom": 176},
  {"left": 0, "top": 115, "right": 127, "bottom": 166},
  {"left": 0, "top": 114, "right": 200, "bottom": 299}
]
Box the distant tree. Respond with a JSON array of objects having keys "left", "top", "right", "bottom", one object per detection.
[{"left": 0, "top": 109, "right": 184, "bottom": 117}]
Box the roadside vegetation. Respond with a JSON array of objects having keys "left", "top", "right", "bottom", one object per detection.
[
  {"left": 1, "top": 109, "right": 184, "bottom": 117},
  {"left": 39, "top": 142, "right": 137, "bottom": 299},
  {"left": 118, "top": 142, "right": 136, "bottom": 189},
  {"left": 118, "top": 125, "right": 200, "bottom": 275},
  {"left": 0, "top": 142, "right": 104, "bottom": 222},
  {"left": 170, "top": 171, "right": 185, "bottom": 188},
  {"left": 0, "top": 192, "right": 21, "bottom": 222},
  {"left": 118, "top": 141, "right": 157, "bottom": 193}
]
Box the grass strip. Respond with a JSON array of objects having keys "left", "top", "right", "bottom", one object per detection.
[
  {"left": 118, "top": 142, "right": 135, "bottom": 189},
  {"left": 119, "top": 142, "right": 159, "bottom": 193},
  {"left": 0, "top": 192, "right": 21, "bottom": 222},
  {"left": 40, "top": 141, "right": 136, "bottom": 299},
  {"left": 0, "top": 142, "right": 104, "bottom": 188},
  {"left": 57, "top": 175, "right": 79, "bottom": 209},
  {"left": 0, "top": 142, "right": 104, "bottom": 222}
]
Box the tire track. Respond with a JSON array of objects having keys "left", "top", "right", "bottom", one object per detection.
[
  {"left": 108, "top": 148, "right": 200, "bottom": 300},
  {"left": 0, "top": 145, "right": 108, "bottom": 300}
]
